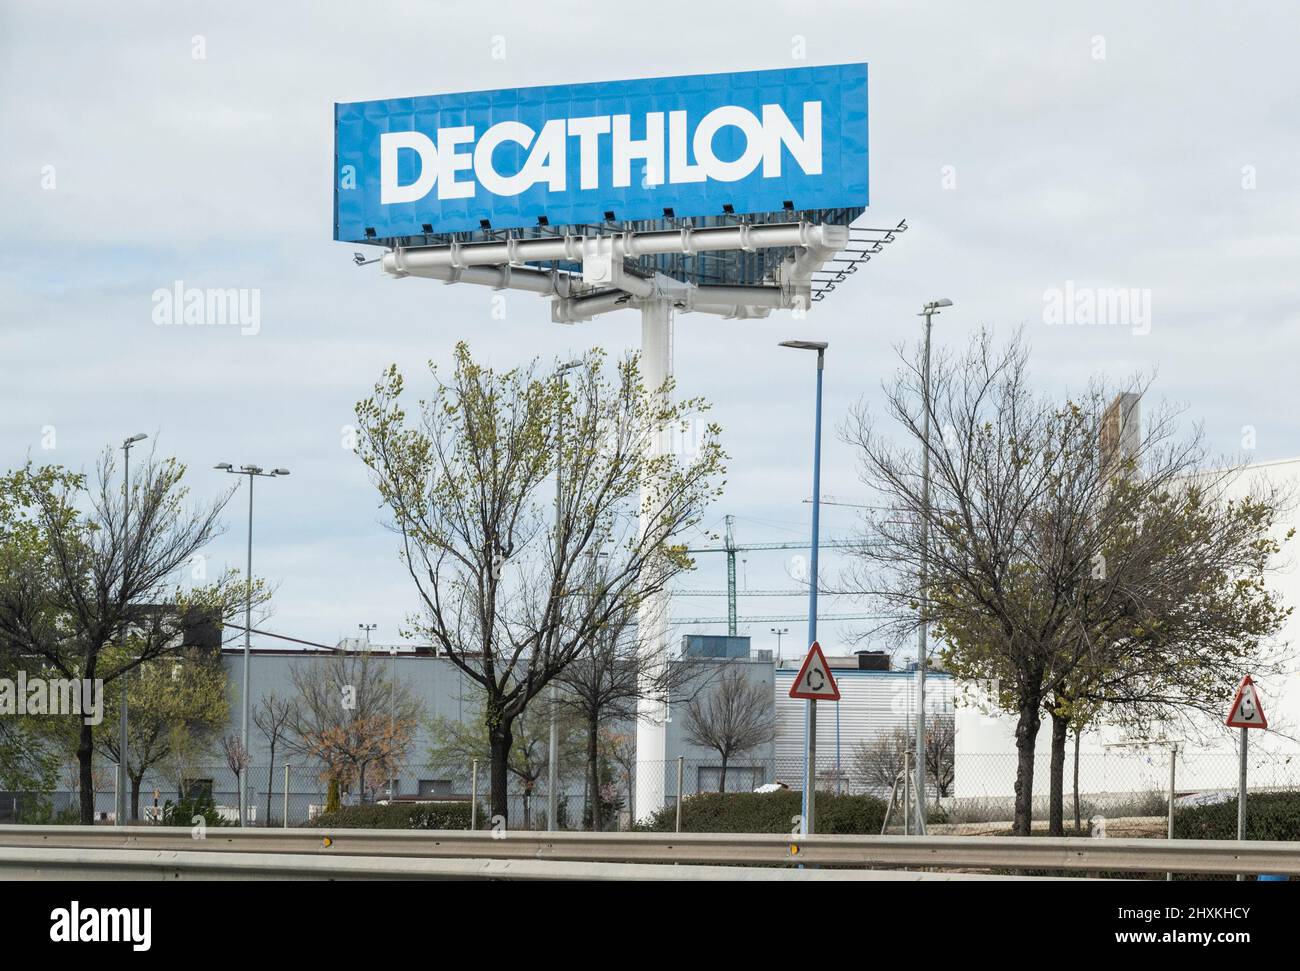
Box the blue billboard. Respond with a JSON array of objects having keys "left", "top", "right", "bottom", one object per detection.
[{"left": 334, "top": 63, "right": 868, "bottom": 241}]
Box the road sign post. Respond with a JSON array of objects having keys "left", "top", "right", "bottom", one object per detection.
[
  {"left": 1224, "top": 674, "right": 1268, "bottom": 880},
  {"left": 790, "top": 641, "right": 840, "bottom": 835}
]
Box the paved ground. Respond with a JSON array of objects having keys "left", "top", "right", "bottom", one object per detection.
[{"left": 922, "top": 816, "right": 1166, "bottom": 838}]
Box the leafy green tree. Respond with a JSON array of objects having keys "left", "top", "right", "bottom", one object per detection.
[
  {"left": 354, "top": 344, "right": 725, "bottom": 823},
  {"left": 95, "top": 646, "right": 229, "bottom": 820},
  {"left": 0, "top": 454, "right": 261, "bottom": 823}
]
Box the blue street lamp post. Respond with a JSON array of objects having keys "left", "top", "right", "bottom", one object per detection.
[{"left": 780, "top": 339, "right": 827, "bottom": 835}]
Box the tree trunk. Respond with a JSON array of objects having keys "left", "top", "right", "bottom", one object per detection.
[
  {"left": 719, "top": 754, "right": 729, "bottom": 794},
  {"left": 1012, "top": 696, "right": 1042, "bottom": 836},
  {"left": 130, "top": 774, "right": 142, "bottom": 823},
  {"left": 265, "top": 739, "right": 277, "bottom": 825},
  {"left": 586, "top": 717, "right": 600, "bottom": 831},
  {"left": 1048, "top": 709, "right": 1068, "bottom": 836},
  {"left": 488, "top": 724, "right": 513, "bottom": 827},
  {"left": 77, "top": 722, "right": 95, "bottom": 824},
  {"left": 1073, "top": 728, "right": 1082, "bottom": 832}
]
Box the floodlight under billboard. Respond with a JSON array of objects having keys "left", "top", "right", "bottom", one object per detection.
[{"left": 337, "top": 63, "right": 904, "bottom": 822}]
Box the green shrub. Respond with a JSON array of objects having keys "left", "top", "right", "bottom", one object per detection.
[
  {"left": 309, "top": 801, "right": 474, "bottom": 830},
  {"left": 642, "top": 790, "right": 887, "bottom": 835},
  {"left": 160, "top": 796, "right": 227, "bottom": 828},
  {"left": 1173, "top": 790, "right": 1300, "bottom": 842}
]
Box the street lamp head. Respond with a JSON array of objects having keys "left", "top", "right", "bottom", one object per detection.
[
  {"left": 214, "top": 463, "right": 233, "bottom": 471},
  {"left": 557, "top": 358, "right": 584, "bottom": 373},
  {"left": 923, "top": 298, "right": 953, "bottom": 311},
  {"left": 123, "top": 433, "right": 148, "bottom": 446},
  {"left": 271, "top": 468, "right": 290, "bottom": 476},
  {"left": 779, "top": 340, "right": 829, "bottom": 352}
]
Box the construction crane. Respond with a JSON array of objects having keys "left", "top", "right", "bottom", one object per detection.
[{"left": 681, "top": 514, "right": 858, "bottom": 635}]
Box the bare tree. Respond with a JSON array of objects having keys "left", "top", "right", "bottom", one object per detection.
[
  {"left": 844, "top": 327, "right": 1291, "bottom": 834},
  {"left": 353, "top": 344, "right": 725, "bottom": 821},
  {"left": 552, "top": 586, "right": 703, "bottom": 829},
  {"left": 851, "top": 721, "right": 954, "bottom": 800},
  {"left": 253, "top": 693, "right": 297, "bottom": 824},
  {"left": 289, "top": 650, "right": 420, "bottom": 806},
  {"left": 682, "top": 666, "right": 776, "bottom": 793}
]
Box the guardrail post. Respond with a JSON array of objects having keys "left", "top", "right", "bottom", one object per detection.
[
  {"left": 675, "top": 757, "right": 684, "bottom": 833},
  {"left": 470, "top": 759, "right": 479, "bottom": 830},
  {"left": 283, "top": 764, "right": 290, "bottom": 830},
  {"left": 902, "top": 751, "right": 911, "bottom": 836},
  {"left": 1166, "top": 744, "right": 1177, "bottom": 881}
]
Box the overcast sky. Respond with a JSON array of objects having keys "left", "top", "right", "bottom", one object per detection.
[{"left": 3, "top": 0, "right": 1299, "bottom": 657}]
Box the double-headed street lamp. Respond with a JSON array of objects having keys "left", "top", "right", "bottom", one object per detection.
[
  {"left": 116, "top": 433, "right": 147, "bottom": 826},
  {"left": 770, "top": 627, "right": 789, "bottom": 666},
  {"left": 914, "top": 297, "right": 952, "bottom": 834},
  {"left": 215, "top": 463, "right": 289, "bottom": 825},
  {"left": 548, "top": 359, "right": 583, "bottom": 831},
  {"left": 779, "top": 339, "right": 828, "bottom": 834}
]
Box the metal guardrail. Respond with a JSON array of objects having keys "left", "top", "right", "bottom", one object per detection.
[
  {"left": 0, "top": 826, "right": 1295, "bottom": 876},
  {"left": 0, "top": 846, "right": 1034, "bottom": 881}
]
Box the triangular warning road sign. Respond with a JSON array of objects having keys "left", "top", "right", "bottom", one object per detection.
[
  {"left": 1225, "top": 675, "right": 1268, "bottom": 729},
  {"left": 789, "top": 641, "right": 840, "bottom": 701}
]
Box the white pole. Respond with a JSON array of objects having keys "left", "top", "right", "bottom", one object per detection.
[{"left": 635, "top": 298, "right": 673, "bottom": 823}]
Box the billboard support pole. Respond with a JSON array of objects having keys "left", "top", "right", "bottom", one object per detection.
[{"left": 634, "top": 298, "right": 674, "bottom": 822}]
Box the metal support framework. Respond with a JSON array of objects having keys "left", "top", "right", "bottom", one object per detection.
[{"left": 376, "top": 216, "right": 903, "bottom": 823}]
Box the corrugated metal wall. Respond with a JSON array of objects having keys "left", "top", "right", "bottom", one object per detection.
[{"left": 773, "top": 668, "right": 956, "bottom": 768}]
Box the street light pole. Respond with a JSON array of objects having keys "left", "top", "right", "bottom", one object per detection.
[
  {"left": 117, "top": 433, "right": 147, "bottom": 825},
  {"left": 215, "top": 462, "right": 289, "bottom": 825},
  {"left": 358, "top": 624, "right": 384, "bottom": 798},
  {"left": 769, "top": 627, "right": 789, "bottom": 666},
  {"left": 549, "top": 359, "right": 582, "bottom": 831},
  {"left": 779, "top": 339, "right": 827, "bottom": 835},
  {"left": 915, "top": 297, "right": 952, "bottom": 834}
]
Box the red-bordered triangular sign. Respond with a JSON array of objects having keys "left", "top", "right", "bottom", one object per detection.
[
  {"left": 789, "top": 641, "right": 840, "bottom": 701},
  {"left": 1225, "top": 675, "right": 1268, "bottom": 729}
]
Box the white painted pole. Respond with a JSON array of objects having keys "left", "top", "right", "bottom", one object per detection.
[{"left": 635, "top": 298, "right": 673, "bottom": 823}]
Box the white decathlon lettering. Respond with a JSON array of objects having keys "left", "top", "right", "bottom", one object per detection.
[
  {"left": 380, "top": 131, "right": 438, "bottom": 204},
  {"left": 377, "top": 102, "right": 824, "bottom": 204},
  {"left": 567, "top": 116, "right": 611, "bottom": 190},
  {"left": 612, "top": 111, "right": 665, "bottom": 188}
]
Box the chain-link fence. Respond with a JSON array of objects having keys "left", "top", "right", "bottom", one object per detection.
[{"left": 4, "top": 747, "right": 1298, "bottom": 839}]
